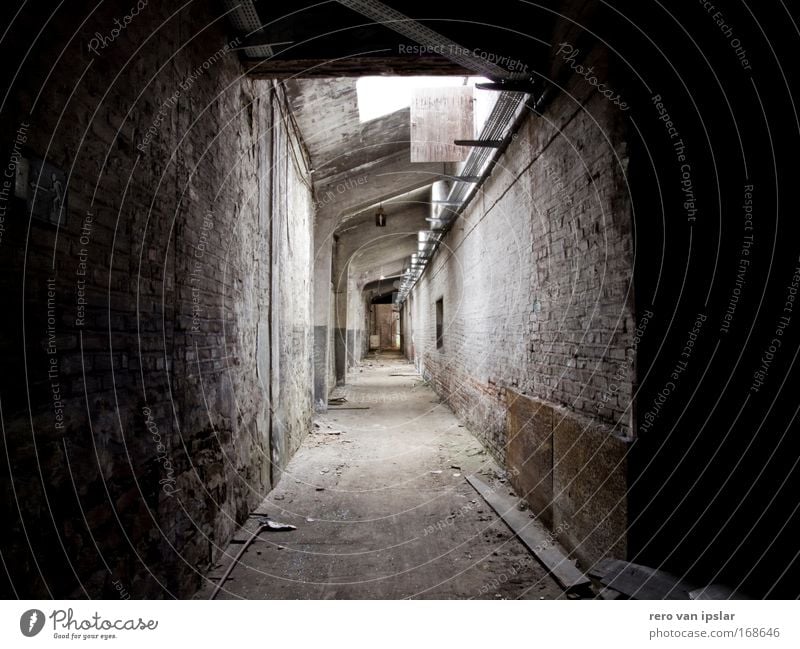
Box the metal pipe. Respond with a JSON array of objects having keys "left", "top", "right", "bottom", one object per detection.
[
  {"left": 209, "top": 521, "right": 271, "bottom": 600},
  {"left": 397, "top": 84, "right": 547, "bottom": 302}
]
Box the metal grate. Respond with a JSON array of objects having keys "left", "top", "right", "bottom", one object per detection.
[
  {"left": 221, "top": 0, "right": 274, "bottom": 57},
  {"left": 448, "top": 91, "right": 524, "bottom": 202},
  {"left": 337, "top": 0, "right": 526, "bottom": 81},
  {"left": 221, "top": 0, "right": 261, "bottom": 32}
]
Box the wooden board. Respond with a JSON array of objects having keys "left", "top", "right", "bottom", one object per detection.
[
  {"left": 689, "top": 584, "right": 746, "bottom": 600},
  {"left": 410, "top": 86, "right": 473, "bottom": 162},
  {"left": 587, "top": 557, "right": 617, "bottom": 579},
  {"left": 599, "top": 559, "right": 695, "bottom": 600},
  {"left": 466, "top": 474, "right": 591, "bottom": 592}
]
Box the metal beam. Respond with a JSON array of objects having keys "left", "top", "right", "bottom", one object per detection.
[
  {"left": 446, "top": 175, "right": 481, "bottom": 183},
  {"left": 476, "top": 81, "right": 537, "bottom": 94},
  {"left": 453, "top": 139, "right": 505, "bottom": 148},
  {"left": 244, "top": 56, "right": 472, "bottom": 78}
]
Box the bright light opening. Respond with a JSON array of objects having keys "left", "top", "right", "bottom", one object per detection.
[{"left": 356, "top": 76, "right": 495, "bottom": 133}]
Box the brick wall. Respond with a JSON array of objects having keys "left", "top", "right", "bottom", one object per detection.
[
  {"left": 408, "top": 47, "right": 635, "bottom": 460},
  {"left": 0, "top": 2, "right": 313, "bottom": 597},
  {"left": 268, "top": 89, "right": 315, "bottom": 480}
]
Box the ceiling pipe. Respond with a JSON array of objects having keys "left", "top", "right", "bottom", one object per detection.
[
  {"left": 333, "top": 1, "right": 537, "bottom": 306},
  {"left": 396, "top": 86, "right": 545, "bottom": 304}
]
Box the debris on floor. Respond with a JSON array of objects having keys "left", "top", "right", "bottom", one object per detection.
[
  {"left": 258, "top": 517, "right": 298, "bottom": 532},
  {"left": 202, "top": 355, "right": 565, "bottom": 600},
  {"left": 467, "top": 474, "right": 592, "bottom": 594}
]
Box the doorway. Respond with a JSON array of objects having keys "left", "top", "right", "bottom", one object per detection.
[{"left": 370, "top": 302, "right": 400, "bottom": 351}]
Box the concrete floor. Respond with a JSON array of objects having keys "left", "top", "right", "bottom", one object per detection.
[{"left": 199, "top": 351, "right": 565, "bottom": 599}]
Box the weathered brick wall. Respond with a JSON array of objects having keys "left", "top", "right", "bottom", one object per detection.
[
  {"left": 409, "top": 46, "right": 635, "bottom": 463},
  {"left": 269, "top": 93, "right": 315, "bottom": 476},
  {"left": 0, "top": 2, "right": 313, "bottom": 597}
]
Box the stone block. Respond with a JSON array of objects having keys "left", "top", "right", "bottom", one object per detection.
[
  {"left": 552, "top": 411, "right": 630, "bottom": 568},
  {"left": 506, "top": 390, "right": 555, "bottom": 526}
]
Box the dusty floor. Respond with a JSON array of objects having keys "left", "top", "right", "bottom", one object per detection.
[{"left": 199, "top": 351, "right": 565, "bottom": 599}]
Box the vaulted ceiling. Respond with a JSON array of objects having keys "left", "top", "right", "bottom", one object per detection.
[
  {"left": 221, "top": 0, "right": 565, "bottom": 300},
  {"left": 283, "top": 76, "right": 456, "bottom": 291}
]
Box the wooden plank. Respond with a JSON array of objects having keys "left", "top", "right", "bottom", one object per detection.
[
  {"left": 598, "top": 587, "right": 623, "bottom": 600},
  {"left": 600, "top": 560, "right": 695, "bottom": 600},
  {"left": 689, "top": 584, "right": 746, "bottom": 600},
  {"left": 587, "top": 557, "right": 617, "bottom": 579},
  {"left": 410, "top": 86, "right": 473, "bottom": 163},
  {"left": 466, "top": 474, "right": 591, "bottom": 592}
]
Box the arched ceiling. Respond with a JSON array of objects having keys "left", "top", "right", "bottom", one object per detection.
[{"left": 334, "top": 200, "right": 429, "bottom": 289}]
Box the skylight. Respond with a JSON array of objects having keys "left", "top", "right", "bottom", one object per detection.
[{"left": 356, "top": 76, "right": 494, "bottom": 128}]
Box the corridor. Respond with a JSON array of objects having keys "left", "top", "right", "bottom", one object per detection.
[
  {"left": 1, "top": 0, "right": 799, "bottom": 607},
  {"left": 202, "top": 352, "right": 563, "bottom": 599}
]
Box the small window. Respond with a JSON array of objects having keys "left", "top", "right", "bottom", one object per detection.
[{"left": 435, "top": 298, "right": 444, "bottom": 349}]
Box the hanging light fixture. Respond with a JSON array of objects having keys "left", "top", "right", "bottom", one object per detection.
[{"left": 375, "top": 202, "right": 386, "bottom": 227}]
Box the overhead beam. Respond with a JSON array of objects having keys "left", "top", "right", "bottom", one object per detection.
[
  {"left": 476, "top": 81, "right": 537, "bottom": 94},
  {"left": 453, "top": 139, "right": 505, "bottom": 148},
  {"left": 445, "top": 175, "right": 481, "bottom": 183},
  {"left": 244, "top": 56, "right": 472, "bottom": 78}
]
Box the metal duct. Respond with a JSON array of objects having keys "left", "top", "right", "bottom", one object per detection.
[
  {"left": 396, "top": 90, "right": 530, "bottom": 303},
  {"left": 447, "top": 91, "right": 525, "bottom": 204}
]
